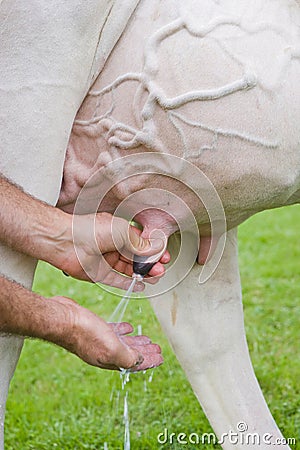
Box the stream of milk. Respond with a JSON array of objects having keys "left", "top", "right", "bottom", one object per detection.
[
  {"left": 104, "top": 277, "right": 157, "bottom": 449},
  {"left": 109, "top": 277, "right": 137, "bottom": 323},
  {"left": 107, "top": 278, "right": 138, "bottom": 450}
]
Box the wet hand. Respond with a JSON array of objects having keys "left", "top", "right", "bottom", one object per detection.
[{"left": 51, "top": 296, "right": 163, "bottom": 371}]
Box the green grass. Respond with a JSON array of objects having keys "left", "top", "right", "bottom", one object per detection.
[{"left": 5, "top": 205, "right": 300, "bottom": 449}]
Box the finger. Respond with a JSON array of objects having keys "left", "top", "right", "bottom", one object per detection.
[
  {"left": 130, "top": 353, "right": 164, "bottom": 372},
  {"left": 143, "top": 276, "right": 160, "bottom": 285},
  {"left": 120, "top": 335, "right": 152, "bottom": 346},
  {"left": 104, "top": 252, "right": 121, "bottom": 267},
  {"left": 113, "top": 259, "right": 128, "bottom": 275},
  {"left": 131, "top": 343, "right": 162, "bottom": 355},
  {"left": 113, "top": 260, "right": 134, "bottom": 277},
  {"left": 109, "top": 322, "right": 134, "bottom": 335},
  {"left": 96, "top": 331, "right": 145, "bottom": 370},
  {"left": 119, "top": 248, "right": 170, "bottom": 266},
  {"left": 147, "top": 262, "right": 166, "bottom": 277},
  {"left": 160, "top": 250, "right": 171, "bottom": 264},
  {"left": 116, "top": 347, "right": 144, "bottom": 370},
  {"left": 128, "top": 227, "right": 164, "bottom": 256},
  {"left": 95, "top": 269, "right": 145, "bottom": 292},
  {"left": 95, "top": 345, "right": 163, "bottom": 372},
  {"left": 104, "top": 253, "right": 134, "bottom": 278}
]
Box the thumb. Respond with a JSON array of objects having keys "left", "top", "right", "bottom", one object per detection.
[
  {"left": 117, "top": 344, "right": 144, "bottom": 370},
  {"left": 128, "top": 227, "right": 165, "bottom": 256}
]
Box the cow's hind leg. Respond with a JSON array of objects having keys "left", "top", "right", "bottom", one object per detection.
[{"left": 149, "top": 229, "right": 289, "bottom": 449}]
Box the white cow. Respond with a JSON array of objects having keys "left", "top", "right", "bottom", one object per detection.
[{"left": 1, "top": 0, "right": 300, "bottom": 449}]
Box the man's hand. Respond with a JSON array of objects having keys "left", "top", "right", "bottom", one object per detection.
[
  {"left": 53, "top": 212, "right": 169, "bottom": 290},
  {"left": 0, "top": 276, "right": 163, "bottom": 372},
  {"left": 0, "top": 175, "right": 170, "bottom": 290},
  {"left": 51, "top": 296, "right": 163, "bottom": 371}
]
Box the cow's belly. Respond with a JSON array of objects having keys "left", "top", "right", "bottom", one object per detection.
[{"left": 58, "top": 0, "right": 300, "bottom": 234}]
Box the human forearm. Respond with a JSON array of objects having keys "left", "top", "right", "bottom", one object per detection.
[
  {"left": 0, "top": 274, "right": 70, "bottom": 343},
  {"left": 0, "top": 174, "right": 72, "bottom": 267}
]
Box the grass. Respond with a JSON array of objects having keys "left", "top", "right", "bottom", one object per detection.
[{"left": 5, "top": 205, "right": 300, "bottom": 449}]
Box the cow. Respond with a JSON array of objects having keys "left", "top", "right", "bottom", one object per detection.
[{"left": 1, "top": 0, "right": 300, "bottom": 448}]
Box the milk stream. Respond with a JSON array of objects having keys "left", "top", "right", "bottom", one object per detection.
[
  {"left": 109, "top": 279, "right": 137, "bottom": 450},
  {"left": 123, "top": 391, "right": 130, "bottom": 450},
  {"left": 108, "top": 282, "right": 155, "bottom": 450},
  {"left": 109, "top": 277, "right": 137, "bottom": 323}
]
